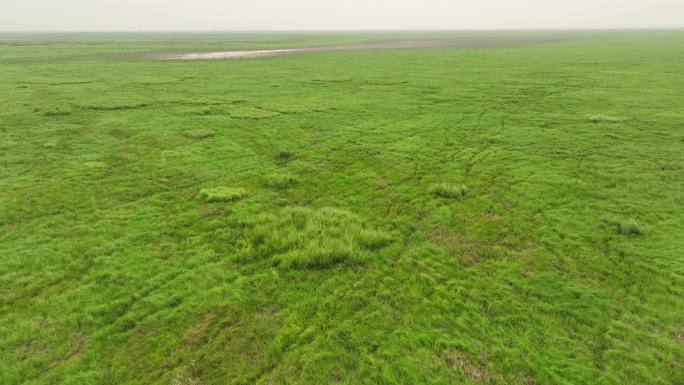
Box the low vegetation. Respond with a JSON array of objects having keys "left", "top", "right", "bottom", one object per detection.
[
  {"left": 229, "top": 106, "right": 280, "bottom": 119},
  {"left": 183, "top": 128, "right": 216, "bottom": 139},
  {"left": 198, "top": 187, "right": 247, "bottom": 202},
  {"left": 0, "top": 31, "right": 682, "bottom": 385},
  {"left": 239, "top": 207, "right": 392, "bottom": 268},
  {"left": 587, "top": 114, "right": 628, "bottom": 123},
  {"left": 263, "top": 173, "right": 298, "bottom": 189},
  {"left": 430, "top": 182, "right": 469, "bottom": 198},
  {"left": 605, "top": 217, "right": 645, "bottom": 236}
]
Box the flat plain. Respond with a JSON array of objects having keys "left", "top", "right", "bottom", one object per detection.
[{"left": 0, "top": 31, "right": 683, "bottom": 385}]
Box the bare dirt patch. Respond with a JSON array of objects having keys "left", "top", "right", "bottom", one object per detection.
[{"left": 442, "top": 350, "right": 500, "bottom": 383}]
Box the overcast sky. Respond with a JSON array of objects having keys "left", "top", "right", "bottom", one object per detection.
[{"left": 1, "top": 0, "right": 683, "bottom": 31}]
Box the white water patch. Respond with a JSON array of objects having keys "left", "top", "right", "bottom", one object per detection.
[
  {"left": 153, "top": 36, "right": 570, "bottom": 61},
  {"left": 166, "top": 49, "right": 301, "bottom": 60}
]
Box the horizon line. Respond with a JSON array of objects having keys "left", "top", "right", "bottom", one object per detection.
[{"left": 1, "top": 26, "right": 683, "bottom": 34}]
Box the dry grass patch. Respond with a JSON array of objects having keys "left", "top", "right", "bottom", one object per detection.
[
  {"left": 443, "top": 350, "right": 501, "bottom": 384},
  {"left": 182, "top": 313, "right": 218, "bottom": 344},
  {"left": 172, "top": 367, "right": 203, "bottom": 385},
  {"left": 424, "top": 226, "right": 481, "bottom": 265}
]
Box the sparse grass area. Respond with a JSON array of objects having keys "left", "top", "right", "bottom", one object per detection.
[
  {"left": 230, "top": 106, "right": 280, "bottom": 119},
  {"left": 0, "top": 31, "right": 683, "bottom": 385}
]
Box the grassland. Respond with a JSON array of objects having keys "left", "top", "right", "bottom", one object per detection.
[{"left": 0, "top": 31, "right": 683, "bottom": 385}]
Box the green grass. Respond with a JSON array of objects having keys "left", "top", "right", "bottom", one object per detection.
[
  {"left": 183, "top": 128, "right": 217, "bottom": 139},
  {"left": 605, "top": 217, "right": 645, "bottom": 237},
  {"left": 587, "top": 115, "right": 629, "bottom": 124},
  {"left": 263, "top": 173, "right": 298, "bottom": 189},
  {"left": 229, "top": 106, "right": 281, "bottom": 119},
  {"left": 239, "top": 207, "right": 392, "bottom": 268},
  {"left": 0, "top": 31, "right": 683, "bottom": 385},
  {"left": 430, "top": 183, "right": 469, "bottom": 199},
  {"left": 199, "top": 187, "right": 248, "bottom": 202}
]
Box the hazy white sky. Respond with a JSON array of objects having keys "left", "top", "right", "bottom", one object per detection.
[{"left": 1, "top": 0, "right": 683, "bottom": 31}]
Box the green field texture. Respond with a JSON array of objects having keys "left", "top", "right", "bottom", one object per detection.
[{"left": 1, "top": 31, "right": 683, "bottom": 385}]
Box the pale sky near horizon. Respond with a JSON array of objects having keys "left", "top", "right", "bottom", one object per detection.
[{"left": 1, "top": 0, "right": 683, "bottom": 31}]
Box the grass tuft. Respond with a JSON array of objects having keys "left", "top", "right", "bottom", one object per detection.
[
  {"left": 430, "top": 183, "right": 469, "bottom": 199},
  {"left": 606, "top": 218, "right": 644, "bottom": 236},
  {"left": 239, "top": 207, "right": 392, "bottom": 268},
  {"left": 275, "top": 150, "right": 295, "bottom": 163},
  {"left": 263, "top": 173, "right": 298, "bottom": 189},
  {"left": 183, "top": 129, "right": 216, "bottom": 139},
  {"left": 199, "top": 187, "right": 247, "bottom": 202}
]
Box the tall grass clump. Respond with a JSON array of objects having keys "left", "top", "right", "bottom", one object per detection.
[
  {"left": 183, "top": 129, "right": 216, "bottom": 139},
  {"left": 239, "top": 207, "right": 392, "bottom": 268},
  {"left": 275, "top": 150, "right": 295, "bottom": 163},
  {"left": 430, "top": 183, "right": 469, "bottom": 199},
  {"left": 606, "top": 218, "right": 644, "bottom": 236},
  {"left": 263, "top": 173, "right": 298, "bottom": 189},
  {"left": 199, "top": 187, "right": 247, "bottom": 202}
]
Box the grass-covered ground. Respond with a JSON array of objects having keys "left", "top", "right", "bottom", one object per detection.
[{"left": 0, "top": 31, "right": 683, "bottom": 385}]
